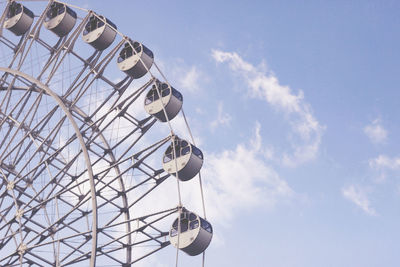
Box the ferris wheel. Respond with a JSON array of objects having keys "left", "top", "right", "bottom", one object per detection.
[{"left": 0, "top": 1, "right": 212, "bottom": 266}]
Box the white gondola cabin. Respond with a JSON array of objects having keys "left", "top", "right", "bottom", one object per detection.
[
  {"left": 117, "top": 41, "right": 154, "bottom": 79},
  {"left": 170, "top": 209, "right": 213, "bottom": 256},
  {"left": 44, "top": 2, "right": 76, "bottom": 37},
  {"left": 144, "top": 80, "right": 183, "bottom": 122},
  {"left": 82, "top": 15, "right": 117, "bottom": 50},
  {"left": 3, "top": 2, "right": 34, "bottom": 36},
  {"left": 162, "top": 137, "right": 203, "bottom": 181}
]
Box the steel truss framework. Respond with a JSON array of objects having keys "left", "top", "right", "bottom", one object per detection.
[{"left": 0, "top": 1, "right": 200, "bottom": 266}]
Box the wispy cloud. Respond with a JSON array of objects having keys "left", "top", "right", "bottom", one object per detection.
[
  {"left": 342, "top": 185, "right": 376, "bottom": 216},
  {"left": 163, "top": 59, "right": 204, "bottom": 94},
  {"left": 178, "top": 65, "right": 202, "bottom": 93},
  {"left": 128, "top": 122, "right": 293, "bottom": 232},
  {"left": 212, "top": 50, "right": 324, "bottom": 167},
  {"left": 200, "top": 122, "right": 294, "bottom": 226},
  {"left": 364, "top": 119, "right": 387, "bottom": 144},
  {"left": 369, "top": 155, "right": 400, "bottom": 170},
  {"left": 210, "top": 101, "right": 232, "bottom": 131},
  {"left": 154, "top": 57, "right": 206, "bottom": 94}
]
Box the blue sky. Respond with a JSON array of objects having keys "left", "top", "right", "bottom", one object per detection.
[
  {"left": 76, "top": 0, "right": 400, "bottom": 266},
  {"left": 2, "top": 0, "right": 400, "bottom": 266}
]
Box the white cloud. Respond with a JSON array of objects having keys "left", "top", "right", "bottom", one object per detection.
[
  {"left": 210, "top": 102, "right": 232, "bottom": 131},
  {"left": 199, "top": 122, "right": 294, "bottom": 226},
  {"left": 342, "top": 185, "right": 376, "bottom": 216},
  {"left": 368, "top": 154, "right": 400, "bottom": 183},
  {"left": 160, "top": 59, "right": 204, "bottom": 94},
  {"left": 369, "top": 154, "right": 400, "bottom": 170},
  {"left": 178, "top": 65, "right": 202, "bottom": 93},
  {"left": 114, "top": 122, "right": 293, "bottom": 258},
  {"left": 150, "top": 57, "right": 206, "bottom": 95},
  {"left": 195, "top": 107, "right": 204, "bottom": 114},
  {"left": 364, "top": 119, "right": 387, "bottom": 144},
  {"left": 212, "top": 50, "right": 324, "bottom": 167},
  {"left": 369, "top": 155, "right": 400, "bottom": 170}
]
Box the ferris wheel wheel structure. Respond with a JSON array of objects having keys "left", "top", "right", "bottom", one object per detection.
[{"left": 0, "top": 1, "right": 213, "bottom": 266}]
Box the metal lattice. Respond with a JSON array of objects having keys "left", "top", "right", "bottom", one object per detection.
[{"left": 0, "top": 1, "right": 210, "bottom": 266}]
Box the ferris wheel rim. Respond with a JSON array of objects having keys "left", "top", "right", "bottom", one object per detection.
[
  {"left": 0, "top": 68, "right": 137, "bottom": 265},
  {"left": 0, "top": 66, "right": 99, "bottom": 265},
  {"left": 0, "top": 0, "right": 212, "bottom": 265}
]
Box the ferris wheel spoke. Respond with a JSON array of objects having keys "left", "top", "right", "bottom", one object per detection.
[
  {"left": 97, "top": 251, "right": 125, "bottom": 266},
  {"left": 39, "top": 15, "right": 91, "bottom": 84},
  {"left": 10, "top": 2, "right": 64, "bottom": 72},
  {"left": 106, "top": 207, "right": 178, "bottom": 233},
  {"left": 93, "top": 136, "right": 170, "bottom": 191},
  {"left": 0, "top": 230, "right": 21, "bottom": 265},
  {"left": 0, "top": 35, "right": 17, "bottom": 51},
  {"left": 129, "top": 244, "right": 170, "bottom": 265},
  {"left": 2, "top": 98, "right": 62, "bottom": 168},
  {"left": 0, "top": 253, "right": 17, "bottom": 266},
  {"left": 0, "top": 212, "right": 19, "bottom": 245},
  {"left": 105, "top": 222, "right": 170, "bottom": 252},
  {"left": 71, "top": 76, "right": 119, "bottom": 119},
  {"left": 0, "top": 123, "right": 14, "bottom": 156},
  {"left": 0, "top": 1, "right": 11, "bottom": 35},
  {"left": 0, "top": 2, "right": 213, "bottom": 265},
  {"left": 57, "top": 240, "right": 89, "bottom": 265},
  {"left": 3, "top": 152, "right": 85, "bottom": 226},
  {"left": 61, "top": 65, "right": 96, "bottom": 101},
  {"left": 0, "top": 81, "right": 35, "bottom": 128},
  {"left": 61, "top": 60, "right": 92, "bottom": 98},
  {"left": 34, "top": 36, "right": 58, "bottom": 54},
  {"left": 4, "top": 189, "right": 92, "bottom": 246},
  {"left": 94, "top": 210, "right": 174, "bottom": 263},
  {"left": 25, "top": 209, "right": 91, "bottom": 250},
  {"left": 79, "top": 112, "right": 145, "bottom": 154},
  {"left": 69, "top": 85, "right": 153, "bottom": 151},
  {"left": 21, "top": 196, "right": 90, "bottom": 242},
  {"left": 20, "top": 174, "right": 88, "bottom": 220},
  {"left": 0, "top": 106, "right": 43, "bottom": 161},
  {"left": 27, "top": 221, "right": 91, "bottom": 251},
  {"left": 0, "top": 189, "right": 8, "bottom": 212},
  {"left": 70, "top": 76, "right": 143, "bottom": 136},
  {"left": 11, "top": 118, "right": 68, "bottom": 175},
  {"left": 14, "top": 114, "right": 69, "bottom": 170},
  {"left": 0, "top": 87, "right": 12, "bottom": 118},
  {"left": 0, "top": 196, "right": 15, "bottom": 219},
  {"left": 9, "top": 132, "right": 80, "bottom": 188},
  {"left": 65, "top": 40, "right": 125, "bottom": 106},
  {"left": 81, "top": 75, "right": 137, "bottom": 120},
  {"left": 24, "top": 249, "right": 55, "bottom": 266},
  {"left": 11, "top": 22, "right": 44, "bottom": 71},
  {"left": 8, "top": 148, "right": 76, "bottom": 200},
  {"left": 92, "top": 169, "right": 165, "bottom": 213},
  {"left": 0, "top": 220, "right": 37, "bottom": 246},
  {"left": 58, "top": 241, "right": 91, "bottom": 265},
  {"left": 0, "top": 76, "right": 33, "bottom": 110},
  {"left": 111, "top": 118, "right": 158, "bottom": 162}
]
